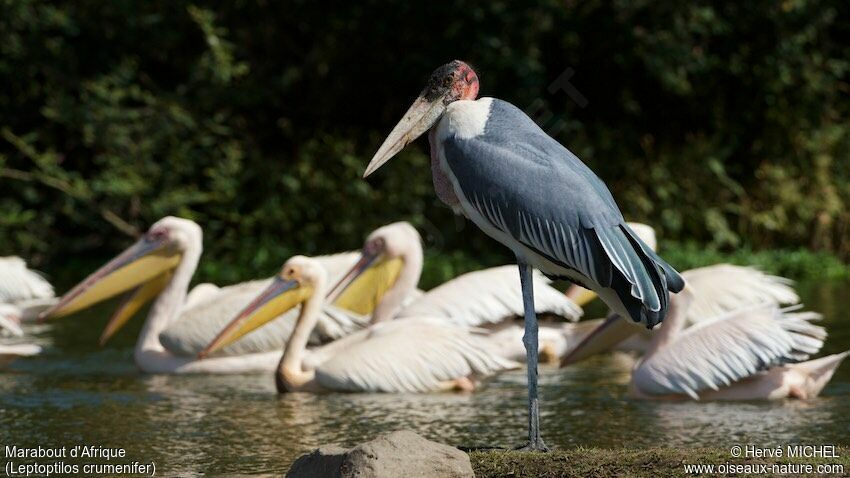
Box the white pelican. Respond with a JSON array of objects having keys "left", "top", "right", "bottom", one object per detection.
[
  {"left": 480, "top": 222, "right": 800, "bottom": 362},
  {"left": 564, "top": 264, "right": 802, "bottom": 363},
  {"left": 394, "top": 265, "right": 581, "bottom": 327},
  {"left": 0, "top": 256, "right": 56, "bottom": 321},
  {"left": 40, "top": 217, "right": 410, "bottom": 374},
  {"left": 200, "top": 256, "right": 516, "bottom": 393},
  {"left": 0, "top": 304, "right": 41, "bottom": 368},
  {"left": 566, "top": 286, "right": 848, "bottom": 400},
  {"left": 561, "top": 222, "right": 801, "bottom": 362},
  {"left": 157, "top": 221, "right": 422, "bottom": 356}
]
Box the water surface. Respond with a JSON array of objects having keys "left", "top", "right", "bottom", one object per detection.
[{"left": 2, "top": 280, "right": 848, "bottom": 475}]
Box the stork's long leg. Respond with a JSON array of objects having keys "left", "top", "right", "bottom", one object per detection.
[{"left": 517, "top": 261, "right": 549, "bottom": 452}]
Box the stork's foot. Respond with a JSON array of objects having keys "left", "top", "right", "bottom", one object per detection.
[{"left": 514, "top": 438, "right": 550, "bottom": 452}]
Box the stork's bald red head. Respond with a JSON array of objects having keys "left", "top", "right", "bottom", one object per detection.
[
  {"left": 422, "top": 60, "right": 480, "bottom": 104},
  {"left": 363, "top": 60, "right": 480, "bottom": 178}
]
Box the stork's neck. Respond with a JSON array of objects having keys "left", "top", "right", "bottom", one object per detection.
[
  {"left": 134, "top": 245, "right": 201, "bottom": 356},
  {"left": 439, "top": 98, "right": 492, "bottom": 140},
  {"left": 644, "top": 286, "right": 694, "bottom": 358},
  {"left": 429, "top": 98, "right": 494, "bottom": 210},
  {"left": 429, "top": 129, "right": 460, "bottom": 207},
  {"left": 370, "top": 245, "right": 423, "bottom": 323},
  {"left": 277, "top": 280, "right": 326, "bottom": 392}
]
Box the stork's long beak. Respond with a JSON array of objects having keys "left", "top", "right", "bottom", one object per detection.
[
  {"left": 565, "top": 285, "right": 599, "bottom": 307},
  {"left": 325, "top": 252, "right": 404, "bottom": 316},
  {"left": 99, "top": 271, "right": 173, "bottom": 345},
  {"left": 363, "top": 94, "right": 449, "bottom": 178},
  {"left": 40, "top": 236, "right": 181, "bottom": 324},
  {"left": 198, "top": 277, "right": 311, "bottom": 358},
  {"left": 560, "top": 315, "right": 638, "bottom": 367}
]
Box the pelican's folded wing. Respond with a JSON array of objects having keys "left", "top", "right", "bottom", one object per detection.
[
  {"left": 442, "top": 99, "right": 683, "bottom": 328},
  {"left": 633, "top": 305, "right": 825, "bottom": 399},
  {"left": 396, "top": 265, "right": 582, "bottom": 327},
  {"left": 315, "top": 317, "right": 518, "bottom": 393},
  {"left": 161, "top": 278, "right": 284, "bottom": 356},
  {"left": 0, "top": 256, "right": 54, "bottom": 303},
  {"left": 682, "top": 265, "right": 799, "bottom": 323}
]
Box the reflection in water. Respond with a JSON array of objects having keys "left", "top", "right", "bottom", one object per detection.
[{"left": 1, "top": 280, "right": 849, "bottom": 474}]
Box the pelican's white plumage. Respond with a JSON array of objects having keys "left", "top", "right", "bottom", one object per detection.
[
  {"left": 632, "top": 304, "right": 826, "bottom": 399},
  {"left": 567, "top": 285, "right": 848, "bottom": 401},
  {"left": 582, "top": 222, "right": 799, "bottom": 325},
  {"left": 0, "top": 256, "right": 56, "bottom": 321},
  {"left": 0, "top": 256, "right": 54, "bottom": 302},
  {"left": 0, "top": 260, "right": 49, "bottom": 366},
  {"left": 313, "top": 317, "right": 515, "bottom": 393},
  {"left": 397, "top": 265, "right": 582, "bottom": 327},
  {"left": 0, "top": 304, "right": 24, "bottom": 337},
  {"left": 202, "top": 255, "right": 517, "bottom": 393},
  {"left": 568, "top": 221, "right": 799, "bottom": 326},
  {"left": 392, "top": 265, "right": 586, "bottom": 364},
  {"left": 0, "top": 343, "right": 42, "bottom": 368},
  {"left": 485, "top": 319, "right": 603, "bottom": 363},
  {"left": 560, "top": 223, "right": 803, "bottom": 361},
  {"left": 0, "top": 304, "right": 42, "bottom": 367},
  {"left": 682, "top": 264, "right": 798, "bottom": 323},
  {"left": 606, "top": 264, "right": 804, "bottom": 357}
]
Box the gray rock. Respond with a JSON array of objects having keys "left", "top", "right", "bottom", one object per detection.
[
  {"left": 287, "top": 445, "right": 347, "bottom": 478},
  {"left": 287, "top": 430, "right": 474, "bottom": 478}
]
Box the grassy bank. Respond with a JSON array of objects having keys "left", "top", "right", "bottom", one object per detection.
[
  {"left": 470, "top": 447, "right": 850, "bottom": 477},
  {"left": 419, "top": 244, "right": 850, "bottom": 289},
  {"left": 661, "top": 242, "right": 850, "bottom": 281}
]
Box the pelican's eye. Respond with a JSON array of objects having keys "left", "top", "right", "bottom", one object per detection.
[
  {"left": 366, "top": 238, "right": 384, "bottom": 255},
  {"left": 148, "top": 229, "right": 168, "bottom": 242},
  {"left": 442, "top": 76, "right": 453, "bottom": 87}
]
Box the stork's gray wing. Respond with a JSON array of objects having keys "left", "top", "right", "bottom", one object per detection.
[
  {"left": 443, "top": 99, "right": 683, "bottom": 327},
  {"left": 396, "top": 265, "right": 581, "bottom": 326},
  {"left": 633, "top": 305, "right": 825, "bottom": 399},
  {"left": 315, "top": 317, "right": 518, "bottom": 393},
  {"left": 682, "top": 265, "right": 799, "bottom": 323}
]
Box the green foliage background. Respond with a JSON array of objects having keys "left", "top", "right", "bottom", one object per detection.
[{"left": 1, "top": 0, "right": 848, "bottom": 286}]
